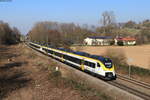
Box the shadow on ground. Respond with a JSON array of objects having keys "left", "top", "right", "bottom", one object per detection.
[
  {"left": 0, "top": 61, "right": 28, "bottom": 71},
  {"left": 0, "top": 71, "right": 31, "bottom": 99},
  {"left": 0, "top": 45, "right": 31, "bottom": 99},
  {"left": 0, "top": 46, "right": 9, "bottom": 52},
  {"left": 0, "top": 53, "right": 20, "bottom": 60},
  {"left": 0, "top": 61, "right": 30, "bottom": 99},
  {"left": 0, "top": 46, "right": 20, "bottom": 60}
]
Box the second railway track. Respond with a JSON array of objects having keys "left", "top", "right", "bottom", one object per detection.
[
  {"left": 108, "top": 74, "right": 150, "bottom": 100},
  {"left": 108, "top": 80, "right": 150, "bottom": 100},
  {"left": 117, "top": 74, "right": 150, "bottom": 89}
]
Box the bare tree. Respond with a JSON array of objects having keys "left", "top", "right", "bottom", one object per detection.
[
  {"left": 12, "top": 27, "right": 21, "bottom": 42},
  {"left": 101, "top": 11, "right": 116, "bottom": 27},
  {"left": 0, "top": 21, "right": 21, "bottom": 44},
  {"left": 28, "top": 21, "right": 92, "bottom": 48},
  {"left": 99, "top": 11, "right": 116, "bottom": 36}
]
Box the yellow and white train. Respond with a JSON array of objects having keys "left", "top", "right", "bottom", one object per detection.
[{"left": 28, "top": 42, "right": 117, "bottom": 80}]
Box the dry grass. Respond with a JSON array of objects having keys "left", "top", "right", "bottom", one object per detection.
[
  {"left": 103, "top": 48, "right": 150, "bottom": 83},
  {"left": 78, "top": 45, "right": 150, "bottom": 69},
  {"left": 48, "top": 70, "right": 111, "bottom": 100}
]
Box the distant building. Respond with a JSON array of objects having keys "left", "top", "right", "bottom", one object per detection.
[
  {"left": 114, "top": 37, "right": 136, "bottom": 46},
  {"left": 84, "top": 36, "right": 114, "bottom": 46}
]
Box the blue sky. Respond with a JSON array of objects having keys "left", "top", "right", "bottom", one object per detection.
[{"left": 0, "top": 0, "right": 150, "bottom": 34}]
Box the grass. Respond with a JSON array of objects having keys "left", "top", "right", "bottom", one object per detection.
[
  {"left": 130, "top": 65, "right": 150, "bottom": 76},
  {"left": 35, "top": 61, "right": 45, "bottom": 66},
  {"left": 116, "top": 64, "right": 150, "bottom": 76},
  {"left": 48, "top": 70, "right": 111, "bottom": 100}
]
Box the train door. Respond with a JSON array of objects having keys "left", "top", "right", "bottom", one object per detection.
[
  {"left": 95, "top": 62, "right": 101, "bottom": 74},
  {"left": 81, "top": 60, "right": 85, "bottom": 71},
  {"left": 61, "top": 54, "right": 65, "bottom": 62},
  {"left": 90, "top": 62, "right": 95, "bottom": 73}
]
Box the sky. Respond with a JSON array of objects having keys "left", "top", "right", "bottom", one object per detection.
[{"left": 0, "top": 0, "right": 150, "bottom": 34}]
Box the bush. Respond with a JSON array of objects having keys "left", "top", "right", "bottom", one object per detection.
[
  {"left": 48, "top": 70, "right": 62, "bottom": 87},
  {"left": 129, "top": 65, "right": 150, "bottom": 76},
  {"left": 104, "top": 48, "right": 127, "bottom": 66},
  {"left": 50, "top": 71, "right": 62, "bottom": 78}
]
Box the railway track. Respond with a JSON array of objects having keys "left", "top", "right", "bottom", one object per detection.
[
  {"left": 108, "top": 81, "right": 150, "bottom": 100},
  {"left": 26, "top": 43, "right": 150, "bottom": 100},
  {"left": 117, "top": 74, "right": 150, "bottom": 89},
  {"left": 108, "top": 74, "right": 150, "bottom": 100}
]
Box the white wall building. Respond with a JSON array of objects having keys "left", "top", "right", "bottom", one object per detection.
[{"left": 84, "top": 36, "right": 114, "bottom": 46}]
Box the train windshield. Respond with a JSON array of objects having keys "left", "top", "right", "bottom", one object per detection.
[
  {"left": 103, "top": 58, "right": 112, "bottom": 68},
  {"left": 90, "top": 55, "right": 113, "bottom": 68}
]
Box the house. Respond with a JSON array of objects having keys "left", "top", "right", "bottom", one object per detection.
[
  {"left": 84, "top": 36, "right": 114, "bottom": 46},
  {"left": 115, "top": 37, "right": 136, "bottom": 46}
]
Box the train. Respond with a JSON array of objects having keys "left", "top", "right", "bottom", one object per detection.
[{"left": 28, "top": 41, "right": 117, "bottom": 80}]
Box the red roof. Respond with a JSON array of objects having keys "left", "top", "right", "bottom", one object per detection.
[{"left": 116, "top": 37, "right": 136, "bottom": 41}]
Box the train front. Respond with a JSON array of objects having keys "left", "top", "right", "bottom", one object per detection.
[{"left": 99, "top": 58, "right": 117, "bottom": 80}]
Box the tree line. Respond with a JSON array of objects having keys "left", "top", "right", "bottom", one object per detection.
[
  {"left": 28, "top": 14, "right": 150, "bottom": 48},
  {"left": 97, "top": 11, "right": 150, "bottom": 44},
  {"left": 0, "top": 21, "right": 21, "bottom": 45},
  {"left": 27, "top": 22, "right": 93, "bottom": 48},
  {"left": 1, "top": 11, "right": 149, "bottom": 46}
]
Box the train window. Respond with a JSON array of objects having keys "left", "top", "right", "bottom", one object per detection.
[
  {"left": 48, "top": 50, "right": 53, "bottom": 54},
  {"left": 53, "top": 51, "right": 56, "bottom": 55},
  {"left": 64, "top": 55, "right": 68, "bottom": 59},
  {"left": 90, "top": 63, "right": 95, "bottom": 68},
  {"left": 58, "top": 53, "right": 62, "bottom": 57},
  {"left": 84, "top": 61, "right": 89, "bottom": 66},
  {"left": 97, "top": 63, "right": 101, "bottom": 67},
  {"left": 66, "top": 55, "right": 71, "bottom": 61},
  {"left": 64, "top": 55, "right": 81, "bottom": 64},
  {"left": 84, "top": 61, "right": 95, "bottom": 68},
  {"left": 54, "top": 51, "right": 62, "bottom": 57},
  {"left": 42, "top": 48, "right": 48, "bottom": 52},
  {"left": 74, "top": 58, "right": 81, "bottom": 64},
  {"left": 64, "top": 55, "right": 71, "bottom": 61}
]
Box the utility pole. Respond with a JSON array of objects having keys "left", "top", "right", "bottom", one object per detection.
[
  {"left": 47, "top": 33, "right": 48, "bottom": 53},
  {"left": 129, "top": 64, "right": 131, "bottom": 78}
]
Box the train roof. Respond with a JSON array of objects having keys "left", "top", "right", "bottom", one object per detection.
[
  {"left": 50, "top": 46, "right": 110, "bottom": 62},
  {"left": 57, "top": 48, "right": 74, "bottom": 53},
  {"left": 73, "top": 51, "right": 90, "bottom": 57},
  {"left": 31, "top": 42, "right": 112, "bottom": 62},
  {"left": 90, "top": 55, "right": 112, "bottom": 62},
  {"left": 57, "top": 48, "right": 90, "bottom": 57}
]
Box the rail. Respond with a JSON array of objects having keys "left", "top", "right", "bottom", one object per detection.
[
  {"left": 117, "top": 73, "right": 150, "bottom": 89},
  {"left": 108, "top": 81, "right": 150, "bottom": 100}
]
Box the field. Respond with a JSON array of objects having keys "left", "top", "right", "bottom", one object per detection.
[{"left": 74, "top": 45, "right": 150, "bottom": 69}]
